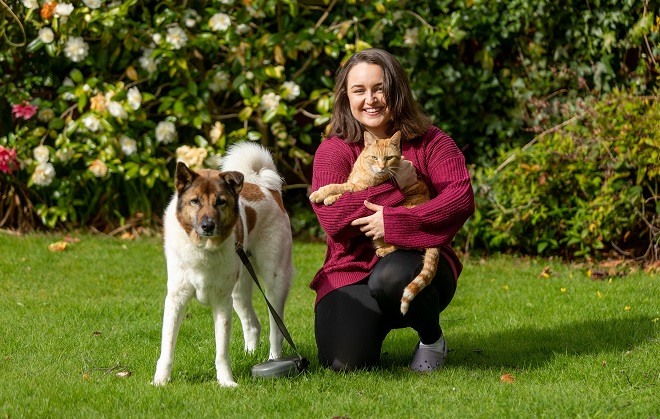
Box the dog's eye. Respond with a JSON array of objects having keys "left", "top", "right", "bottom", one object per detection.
[
  {"left": 215, "top": 198, "right": 226, "bottom": 206},
  {"left": 190, "top": 198, "right": 200, "bottom": 205}
]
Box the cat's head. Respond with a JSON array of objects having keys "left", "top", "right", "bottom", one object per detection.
[{"left": 362, "top": 131, "right": 402, "bottom": 178}]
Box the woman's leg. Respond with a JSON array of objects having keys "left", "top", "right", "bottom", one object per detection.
[
  {"left": 315, "top": 281, "right": 389, "bottom": 371},
  {"left": 368, "top": 250, "right": 456, "bottom": 344}
]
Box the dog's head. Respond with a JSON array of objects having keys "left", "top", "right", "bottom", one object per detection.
[{"left": 174, "top": 162, "right": 244, "bottom": 243}]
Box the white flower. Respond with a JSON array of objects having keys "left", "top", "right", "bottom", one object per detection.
[
  {"left": 38, "top": 108, "right": 55, "bottom": 122},
  {"left": 139, "top": 48, "right": 159, "bottom": 74},
  {"left": 55, "top": 3, "right": 74, "bottom": 17},
  {"left": 32, "top": 163, "right": 56, "bottom": 187},
  {"left": 184, "top": 9, "right": 200, "bottom": 28},
  {"left": 152, "top": 33, "right": 162, "bottom": 45},
  {"left": 127, "top": 87, "right": 142, "bottom": 110},
  {"left": 55, "top": 148, "right": 74, "bottom": 163},
  {"left": 236, "top": 24, "right": 250, "bottom": 35},
  {"left": 64, "top": 36, "right": 89, "bottom": 62},
  {"left": 176, "top": 145, "right": 207, "bottom": 169},
  {"left": 219, "top": 0, "right": 234, "bottom": 4},
  {"left": 33, "top": 145, "right": 50, "bottom": 164},
  {"left": 107, "top": 101, "right": 128, "bottom": 119},
  {"left": 209, "top": 13, "right": 231, "bottom": 32},
  {"left": 39, "top": 27, "right": 55, "bottom": 44},
  {"left": 119, "top": 135, "right": 137, "bottom": 156},
  {"left": 282, "top": 81, "right": 301, "bottom": 101},
  {"left": 89, "top": 159, "right": 108, "bottom": 177},
  {"left": 404, "top": 27, "right": 419, "bottom": 46},
  {"left": 165, "top": 26, "right": 188, "bottom": 50},
  {"left": 208, "top": 71, "right": 230, "bottom": 93},
  {"left": 260, "top": 92, "right": 281, "bottom": 112},
  {"left": 209, "top": 121, "right": 224, "bottom": 144},
  {"left": 82, "top": 114, "right": 102, "bottom": 132},
  {"left": 83, "top": 0, "right": 102, "bottom": 9},
  {"left": 155, "top": 121, "right": 177, "bottom": 144},
  {"left": 21, "top": 0, "right": 39, "bottom": 9}
]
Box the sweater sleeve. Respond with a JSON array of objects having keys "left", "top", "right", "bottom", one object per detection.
[
  {"left": 382, "top": 127, "right": 475, "bottom": 249},
  {"left": 311, "top": 137, "right": 406, "bottom": 243}
]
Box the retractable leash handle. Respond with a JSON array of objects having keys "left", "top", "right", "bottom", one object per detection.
[{"left": 234, "top": 242, "right": 309, "bottom": 378}]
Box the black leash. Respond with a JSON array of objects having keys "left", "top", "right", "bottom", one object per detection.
[{"left": 234, "top": 241, "right": 308, "bottom": 369}]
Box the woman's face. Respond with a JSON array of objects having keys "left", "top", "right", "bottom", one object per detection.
[{"left": 346, "top": 62, "right": 392, "bottom": 139}]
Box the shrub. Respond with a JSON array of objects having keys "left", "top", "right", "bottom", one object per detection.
[{"left": 463, "top": 91, "right": 660, "bottom": 263}]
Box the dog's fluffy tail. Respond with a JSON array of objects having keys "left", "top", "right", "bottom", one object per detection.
[{"left": 221, "top": 141, "right": 283, "bottom": 192}]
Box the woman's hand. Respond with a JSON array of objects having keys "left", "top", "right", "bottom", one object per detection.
[
  {"left": 395, "top": 158, "right": 417, "bottom": 190},
  {"left": 351, "top": 201, "right": 385, "bottom": 240}
]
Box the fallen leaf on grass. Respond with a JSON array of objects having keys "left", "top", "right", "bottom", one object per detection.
[
  {"left": 48, "top": 241, "right": 67, "bottom": 252},
  {"left": 538, "top": 266, "right": 551, "bottom": 278},
  {"left": 120, "top": 231, "right": 136, "bottom": 240},
  {"left": 500, "top": 373, "right": 515, "bottom": 383},
  {"left": 116, "top": 371, "right": 131, "bottom": 378},
  {"left": 64, "top": 236, "right": 80, "bottom": 243}
]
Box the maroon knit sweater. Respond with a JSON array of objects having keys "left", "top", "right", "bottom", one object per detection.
[{"left": 310, "top": 126, "right": 475, "bottom": 306}]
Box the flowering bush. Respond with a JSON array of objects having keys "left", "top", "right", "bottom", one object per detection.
[
  {"left": 0, "top": 0, "right": 658, "bottom": 256},
  {"left": 1, "top": 0, "right": 335, "bottom": 230}
]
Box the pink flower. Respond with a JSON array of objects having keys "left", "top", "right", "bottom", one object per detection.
[
  {"left": 0, "top": 146, "right": 19, "bottom": 174},
  {"left": 11, "top": 101, "right": 39, "bottom": 120}
]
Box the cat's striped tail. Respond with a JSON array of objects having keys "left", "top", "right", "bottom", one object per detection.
[{"left": 400, "top": 247, "right": 441, "bottom": 315}]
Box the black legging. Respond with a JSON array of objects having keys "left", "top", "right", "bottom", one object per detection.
[{"left": 315, "top": 249, "right": 457, "bottom": 371}]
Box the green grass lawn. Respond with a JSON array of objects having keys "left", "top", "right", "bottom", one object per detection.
[{"left": 0, "top": 232, "right": 658, "bottom": 418}]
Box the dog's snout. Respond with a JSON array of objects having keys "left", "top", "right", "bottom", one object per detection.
[{"left": 200, "top": 217, "right": 216, "bottom": 233}]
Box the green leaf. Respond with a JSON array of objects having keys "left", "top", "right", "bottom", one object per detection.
[
  {"left": 238, "top": 107, "right": 253, "bottom": 122},
  {"left": 70, "top": 69, "right": 84, "bottom": 84}
]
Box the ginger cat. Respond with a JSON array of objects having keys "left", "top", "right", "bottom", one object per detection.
[{"left": 309, "top": 131, "right": 440, "bottom": 315}]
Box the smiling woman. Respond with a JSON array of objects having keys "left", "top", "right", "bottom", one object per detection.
[{"left": 308, "top": 48, "right": 475, "bottom": 373}]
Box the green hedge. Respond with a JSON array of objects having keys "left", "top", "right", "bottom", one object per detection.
[
  {"left": 1, "top": 0, "right": 658, "bottom": 259},
  {"left": 463, "top": 91, "right": 660, "bottom": 261}
]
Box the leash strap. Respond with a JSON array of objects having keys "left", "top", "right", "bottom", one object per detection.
[{"left": 234, "top": 241, "right": 303, "bottom": 357}]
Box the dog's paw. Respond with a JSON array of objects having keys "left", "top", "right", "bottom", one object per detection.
[
  {"left": 151, "top": 376, "right": 169, "bottom": 386},
  {"left": 217, "top": 379, "right": 239, "bottom": 388}
]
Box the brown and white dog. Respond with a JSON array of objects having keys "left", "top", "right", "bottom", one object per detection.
[{"left": 153, "top": 141, "right": 294, "bottom": 387}]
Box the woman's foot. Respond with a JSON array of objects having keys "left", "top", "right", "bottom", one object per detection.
[{"left": 410, "top": 335, "right": 447, "bottom": 372}]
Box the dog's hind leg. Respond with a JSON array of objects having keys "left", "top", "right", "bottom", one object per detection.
[
  {"left": 210, "top": 296, "right": 238, "bottom": 387},
  {"left": 153, "top": 286, "right": 194, "bottom": 386},
  {"left": 232, "top": 273, "right": 261, "bottom": 353}
]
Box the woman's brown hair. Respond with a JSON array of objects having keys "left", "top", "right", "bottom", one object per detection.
[{"left": 325, "top": 48, "right": 432, "bottom": 143}]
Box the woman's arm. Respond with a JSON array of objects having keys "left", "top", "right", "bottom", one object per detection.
[
  {"left": 382, "top": 128, "right": 475, "bottom": 249},
  {"left": 311, "top": 138, "right": 406, "bottom": 242}
]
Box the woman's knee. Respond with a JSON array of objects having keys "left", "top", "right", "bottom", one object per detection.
[{"left": 368, "top": 250, "right": 423, "bottom": 307}]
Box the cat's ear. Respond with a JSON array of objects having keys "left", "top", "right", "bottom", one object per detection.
[
  {"left": 364, "top": 131, "right": 377, "bottom": 146},
  {"left": 391, "top": 131, "right": 402, "bottom": 149}
]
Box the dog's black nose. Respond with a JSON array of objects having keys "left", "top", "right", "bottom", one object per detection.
[{"left": 200, "top": 217, "right": 216, "bottom": 233}]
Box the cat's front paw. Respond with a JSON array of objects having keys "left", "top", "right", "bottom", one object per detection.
[
  {"left": 309, "top": 190, "right": 326, "bottom": 203},
  {"left": 323, "top": 195, "right": 340, "bottom": 205}
]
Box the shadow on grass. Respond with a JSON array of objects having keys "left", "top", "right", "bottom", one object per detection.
[{"left": 444, "top": 315, "right": 659, "bottom": 369}]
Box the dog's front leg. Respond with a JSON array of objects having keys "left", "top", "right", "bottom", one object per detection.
[
  {"left": 211, "top": 298, "right": 238, "bottom": 387},
  {"left": 153, "top": 289, "right": 192, "bottom": 386}
]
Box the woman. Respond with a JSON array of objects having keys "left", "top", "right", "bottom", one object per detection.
[{"left": 309, "top": 48, "right": 474, "bottom": 372}]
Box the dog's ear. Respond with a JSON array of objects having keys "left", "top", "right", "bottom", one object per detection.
[
  {"left": 221, "top": 171, "right": 244, "bottom": 197},
  {"left": 175, "top": 162, "right": 197, "bottom": 194}
]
